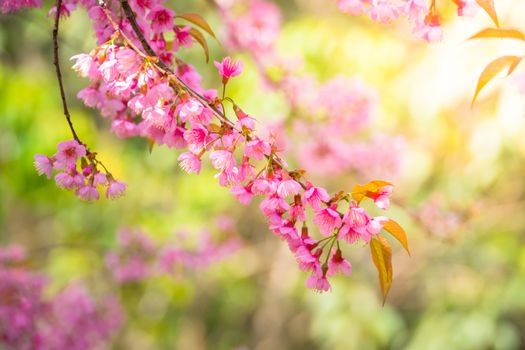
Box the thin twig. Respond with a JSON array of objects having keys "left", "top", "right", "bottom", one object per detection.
[{"left": 52, "top": 0, "right": 82, "bottom": 143}]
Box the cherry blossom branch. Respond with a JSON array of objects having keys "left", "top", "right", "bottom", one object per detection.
[{"left": 52, "top": 0, "right": 81, "bottom": 143}]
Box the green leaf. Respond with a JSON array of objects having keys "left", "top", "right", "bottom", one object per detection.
[
  {"left": 178, "top": 13, "right": 216, "bottom": 39},
  {"left": 383, "top": 219, "right": 410, "bottom": 255},
  {"left": 370, "top": 236, "right": 393, "bottom": 305}
]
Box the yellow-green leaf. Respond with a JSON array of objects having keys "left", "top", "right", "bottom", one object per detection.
[
  {"left": 475, "top": 0, "right": 499, "bottom": 27},
  {"left": 383, "top": 219, "right": 410, "bottom": 255},
  {"left": 190, "top": 27, "right": 209, "bottom": 63},
  {"left": 178, "top": 13, "right": 216, "bottom": 39},
  {"left": 370, "top": 236, "right": 393, "bottom": 305},
  {"left": 472, "top": 55, "right": 522, "bottom": 106},
  {"left": 468, "top": 28, "right": 525, "bottom": 41}
]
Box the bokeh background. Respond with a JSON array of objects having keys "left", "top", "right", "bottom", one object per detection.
[{"left": 2, "top": 0, "right": 525, "bottom": 349}]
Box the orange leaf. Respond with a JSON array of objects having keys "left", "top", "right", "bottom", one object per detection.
[
  {"left": 383, "top": 219, "right": 410, "bottom": 255},
  {"left": 472, "top": 55, "right": 522, "bottom": 106},
  {"left": 351, "top": 180, "right": 392, "bottom": 203},
  {"left": 189, "top": 27, "right": 210, "bottom": 63},
  {"left": 475, "top": 0, "right": 499, "bottom": 27},
  {"left": 370, "top": 236, "right": 393, "bottom": 305},
  {"left": 468, "top": 28, "right": 525, "bottom": 41},
  {"left": 178, "top": 13, "right": 216, "bottom": 39}
]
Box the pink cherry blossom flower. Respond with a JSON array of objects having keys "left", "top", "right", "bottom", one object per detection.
[
  {"left": 0, "top": 0, "right": 41, "bottom": 13},
  {"left": 93, "top": 172, "right": 108, "bottom": 186},
  {"left": 178, "top": 152, "right": 201, "bottom": 174},
  {"left": 146, "top": 5, "right": 175, "bottom": 34},
  {"left": 327, "top": 248, "right": 352, "bottom": 276},
  {"left": 251, "top": 178, "right": 276, "bottom": 195},
  {"left": 106, "top": 180, "right": 127, "bottom": 199},
  {"left": 371, "top": 184, "right": 393, "bottom": 210},
  {"left": 303, "top": 182, "right": 330, "bottom": 210},
  {"left": 55, "top": 170, "right": 84, "bottom": 190},
  {"left": 34, "top": 154, "right": 53, "bottom": 179},
  {"left": 339, "top": 205, "right": 388, "bottom": 243},
  {"left": 295, "top": 245, "right": 320, "bottom": 272},
  {"left": 210, "top": 150, "right": 236, "bottom": 172},
  {"left": 55, "top": 140, "right": 86, "bottom": 166},
  {"left": 306, "top": 267, "right": 331, "bottom": 293},
  {"left": 231, "top": 185, "right": 253, "bottom": 205},
  {"left": 214, "top": 56, "right": 243, "bottom": 82},
  {"left": 244, "top": 139, "right": 271, "bottom": 160},
  {"left": 183, "top": 125, "right": 208, "bottom": 153},
  {"left": 456, "top": 0, "right": 478, "bottom": 17},
  {"left": 174, "top": 26, "right": 193, "bottom": 49},
  {"left": 76, "top": 185, "right": 100, "bottom": 201},
  {"left": 313, "top": 204, "right": 342, "bottom": 236},
  {"left": 276, "top": 179, "right": 301, "bottom": 198}
]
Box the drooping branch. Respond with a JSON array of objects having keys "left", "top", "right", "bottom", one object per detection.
[{"left": 52, "top": 0, "right": 82, "bottom": 143}]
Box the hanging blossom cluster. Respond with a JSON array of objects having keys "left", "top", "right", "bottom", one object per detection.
[
  {"left": 9, "top": 0, "right": 408, "bottom": 295},
  {"left": 336, "top": 0, "right": 479, "bottom": 41},
  {"left": 217, "top": 0, "right": 404, "bottom": 179},
  {"left": 0, "top": 245, "right": 122, "bottom": 350},
  {"left": 106, "top": 220, "right": 241, "bottom": 283},
  {"left": 34, "top": 140, "right": 127, "bottom": 201}
]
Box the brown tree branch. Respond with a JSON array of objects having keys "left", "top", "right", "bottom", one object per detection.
[{"left": 52, "top": 0, "right": 82, "bottom": 143}]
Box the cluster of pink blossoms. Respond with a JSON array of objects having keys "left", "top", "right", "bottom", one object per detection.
[
  {"left": 34, "top": 140, "right": 126, "bottom": 201},
  {"left": 0, "top": 0, "right": 41, "bottom": 13},
  {"left": 2, "top": 0, "right": 406, "bottom": 293},
  {"left": 217, "top": 0, "right": 404, "bottom": 179},
  {"left": 106, "top": 222, "right": 241, "bottom": 283},
  {"left": 52, "top": 0, "right": 402, "bottom": 292},
  {"left": 0, "top": 246, "right": 122, "bottom": 350},
  {"left": 336, "top": 0, "right": 479, "bottom": 41}
]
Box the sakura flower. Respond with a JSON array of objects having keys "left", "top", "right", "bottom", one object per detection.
[
  {"left": 306, "top": 267, "right": 331, "bottom": 293},
  {"left": 178, "top": 152, "right": 201, "bottom": 174},
  {"left": 231, "top": 185, "right": 253, "bottom": 205},
  {"left": 276, "top": 179, "right": 301, "bottom": 198},
  {"left": 295, "top": 245, "right": 320, "bottom": 272},
  {"left": 71, "top": 53, "right": 97, "bottom": 78},
  {"left": 313, "top": 204, "right": 342, "bottom": 236},
  {"left": 456, "top": 0, "right": 478, "bottom": 17},
  {"left": 106, "top": 180, "right": 127, "bottom": 199},
  {"left": 327, "top": 248, "right": 352, "bottom": 276},
  {"left": 146, "top": 5, "right": 175, "bottom": 34},
  {"left": 244, "top": 139, "right": 271, "bottom": 160},
  {"left": 174, "top": 26, "right": 193, "bottom": 49},
  {"left": 371, "top": 184, "right": 393, "bottom": 210},
  {"left": 339, "top": 205, "right": 388, "bottom": 243},
  {"left": 34, "top": 154, "right": 53, "bottom": 179},
  {"left": 76, "top": 185, "right": 100, "bottom": 201},
  {"left": 55, "top": 170, "right": 84, "bottom": 190},
  {"left": 54, "top": 140, "right": 86, "bottom": 166},
  {"left": 214, "top": 56, "right": 243, "bottom": 83},
  {"left": 210, "top": 150, "right": 236, "bottom": 172},
  {"left": 251, "top": 178, "right": 276, "bottom": 195},
  {"left": 303, "top": 182, "right": 330, "bottom": 210}
]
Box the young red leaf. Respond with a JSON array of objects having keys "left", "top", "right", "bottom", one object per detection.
[
  {"left": 383, "top": 219, "right": 410, "bottom": 255},
  {"left": 468, "top": 28, "right": 525, "bottom": 41},
  {"left": 178, "top": 13, "right": 216, "bottom": 39},
  {"left": 475, "top": 0, "right": 499, "bottom": 27},
  {"left": 472, "top": 55, "right": 522, "bottom": 106},
  {"left": 370, "top": 236, "right": 393, "bottom": 305},
  {"left": 190, "top": 27, "right": 210, "bottom": 63}
]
